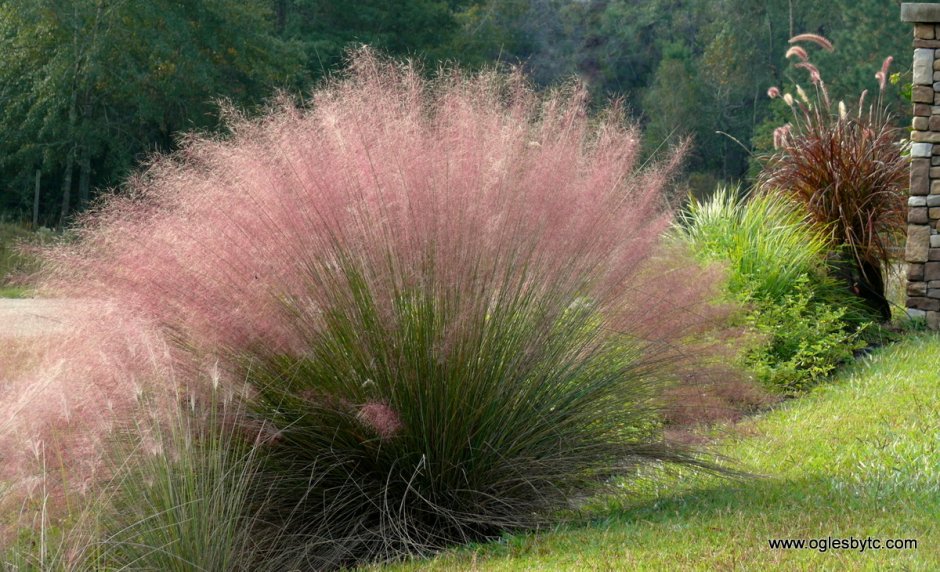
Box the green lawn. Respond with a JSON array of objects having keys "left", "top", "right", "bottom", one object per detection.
[
  {"left": 379, "top": 335, "right": 940, "bottom": 571},
  {"left": 0, "top": 286, "right": 30, "bottom": 298},
  {"left": 0, "top": 221, "right": 41, "bottom": 297}
]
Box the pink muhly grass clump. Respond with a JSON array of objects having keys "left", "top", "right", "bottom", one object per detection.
[
  {"left": 6, "top": 49, "right": 749, "bottom": 562},
  {"left": 40, "top": 50, "right": 728, "bottom": 374}
]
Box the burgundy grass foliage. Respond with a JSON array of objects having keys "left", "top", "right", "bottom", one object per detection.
[{"left": 761, "top": 37, "right": 907, "bottom": 319}]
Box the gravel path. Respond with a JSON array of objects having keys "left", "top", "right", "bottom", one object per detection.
[{"left": 0, "top": 298, "right": 78, "bottom": 338}]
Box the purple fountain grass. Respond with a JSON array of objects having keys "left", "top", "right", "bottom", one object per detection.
[{"left": 762, "top": 37, "right": 906, "bottom": 320}]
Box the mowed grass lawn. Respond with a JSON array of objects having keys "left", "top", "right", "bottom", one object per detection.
[{"left": 379, "top": 335, "right": 940, "bottom": 571}]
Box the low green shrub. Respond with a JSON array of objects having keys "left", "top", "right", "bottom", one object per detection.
[
  {"left": 743, "top": 279, "right": 866, "bottom": 393},
  {"left": 0, "top": 221, "right": 50, "bottom": 293}
]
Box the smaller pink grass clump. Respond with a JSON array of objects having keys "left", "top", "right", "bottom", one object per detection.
[
  {"left": 0, "top": 301, "right": 177, "bottom": 542},
  {"left": 356, "top": 401, "right": 403, "bottom": 440}
]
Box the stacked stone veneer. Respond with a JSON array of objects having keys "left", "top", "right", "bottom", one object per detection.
[{"left": 903, "top": 4, "right": 940, "bottom": 328}]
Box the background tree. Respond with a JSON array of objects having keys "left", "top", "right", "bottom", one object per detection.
[
  {"left": 0, "top": 0, "right": 302, "bottom": 225},
  {"left": 0, "top": 0, "right": 912, "bottom": 224}
]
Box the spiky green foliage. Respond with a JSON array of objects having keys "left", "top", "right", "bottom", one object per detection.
[
  {"left": 241, "top": 259, "right": 714, "bottom": 569},
  {"left": 674, "top": 188, "right": 872, "bottom": 392},
  {"left": 675, "top": 187, "right": 831, "bottom": 303}
]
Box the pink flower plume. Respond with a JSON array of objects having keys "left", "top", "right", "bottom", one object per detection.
[
  {"left": 785, "top": 46, "right": 809, "bottom": 62},
  {"left": 789, "top": 33, "right": 834, "bottom": 52}
]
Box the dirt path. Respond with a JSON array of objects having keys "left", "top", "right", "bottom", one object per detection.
[{"left": 0, "top": 298, "right": 78, "bottom": 338}]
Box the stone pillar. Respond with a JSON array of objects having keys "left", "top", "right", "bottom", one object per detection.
[{"left": 902, "top": 4, "right": 940, "bottom": 328}]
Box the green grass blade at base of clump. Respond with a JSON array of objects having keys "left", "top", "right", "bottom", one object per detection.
[{"left": 3, "top": 395, "right": 269, "bottom": 571}]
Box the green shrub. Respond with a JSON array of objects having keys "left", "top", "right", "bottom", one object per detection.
[
  {"left": 743, "top": 279, "right": 866, "bottom": 393},
  {"left": 0, "top": 221, "right": 51, "bottom": 293}
]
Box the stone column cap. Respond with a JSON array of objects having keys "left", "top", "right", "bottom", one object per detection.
[{"left": 902, "top": 3, "right": 940, "bottom": 23}]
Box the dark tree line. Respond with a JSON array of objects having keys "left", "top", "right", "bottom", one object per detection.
[{"left": 0, "top": 0, "right": 909, "bottom": 226}]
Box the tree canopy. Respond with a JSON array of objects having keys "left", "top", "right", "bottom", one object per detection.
[{"left": 0, "top": 0, "right": 910, "bottom": 224}]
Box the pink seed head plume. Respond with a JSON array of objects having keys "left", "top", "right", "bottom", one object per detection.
[
  {"left": 773, "top": 124, "right": 792, "bottom": 150},
  {"left": 858, "top": 89, "right": 868, "bottom": 115},
  {"left": 794, "top": 62, "right": 822, "bottom": 85},
  {"left": 877, "top": 56, "right": 893, "bottom": 91},
  {"left": 789, "top": 33, "right": 834, "bottom": 52},
  {"left": 357, "top": 402, "right": 403, "bottom": 440},
  {"left": 784, "top": 46, "right": 809, "bottom": 62},
  {"left": 767, "top": 86, "right": 781, "bottom": 99}
]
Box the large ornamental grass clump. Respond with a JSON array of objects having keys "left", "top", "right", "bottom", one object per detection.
[{"left": 6, "top": 51, "right": 743, "bottom": 567}]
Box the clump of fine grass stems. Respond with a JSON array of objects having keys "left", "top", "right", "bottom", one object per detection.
[
  {"left": 4, "top": 394, "right": 267, "bottom": 571},
  {"left": 7, "top": 50, "right": 756, "bottom": 568}
]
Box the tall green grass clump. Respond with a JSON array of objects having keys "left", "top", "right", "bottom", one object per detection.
[
  {"left": 676, "top": 187, "right": 869, "bottom": 392},
  {"left": 676, "top": 187, "right": 829, "bottom": 303},
  {"left": 241, "top": 261, "right": 710, "bottom": 569}
]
